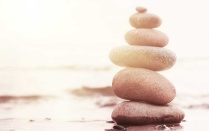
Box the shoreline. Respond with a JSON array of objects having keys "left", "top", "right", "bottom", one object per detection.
[{"left": 0, "top": 86, "right": 208, "bottom": 130}]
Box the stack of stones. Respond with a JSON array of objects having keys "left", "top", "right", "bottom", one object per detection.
[{"left": 109, "top": 6, "right": 185, "bottom": 125}]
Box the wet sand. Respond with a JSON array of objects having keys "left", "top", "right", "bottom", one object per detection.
[
  {"left": 0, "top": 63, "right": 209, "bottom": 131},
  {"left": 0, "top": 86, "right": 208, "bottom": 131}
]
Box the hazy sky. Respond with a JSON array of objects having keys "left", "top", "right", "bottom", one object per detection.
[{"left": 0, "top": 0, "right": 209, "bottom": 67}]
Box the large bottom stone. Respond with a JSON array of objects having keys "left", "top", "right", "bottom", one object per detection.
[{"left": 112, "top": 101, "right": 185, "bottom": 125}]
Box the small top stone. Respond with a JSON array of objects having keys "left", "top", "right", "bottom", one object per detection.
[
  {"left": 136, "top": 6, "right": 147, "bottom": 13},
  {"left": 130, "top": 6, "right": 162, "bottom": 28}
]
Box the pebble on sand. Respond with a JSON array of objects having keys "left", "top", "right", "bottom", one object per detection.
[
  {"left": 109, "top": 45, "right": 176, "bottom": 71},
  {"left": 112, "top": 68, "right": 176, "bottom": 105},
  {"left": 125, "top": 29, "right": 169, "bottom": 47},
  {"left": 112, "top": 101, "right": 185, "bottom": 125},
  {"left": 129, "top": 13, "right": 162, "bottom": 28}
]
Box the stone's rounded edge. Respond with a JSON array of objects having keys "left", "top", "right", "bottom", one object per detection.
[
  {"left": 124, "top": 29, "right": 169, "bottom": 47},
  {"left": 129, "top": 13, "right": 162, "bottom": 28},
  {"left": 112, "top": 68, "right": 176, "bottom": 105},
  {"left": 135, "top": 6, "right": 147, "bottom": 13},
  {"left": 111, "top": 101, "right": 185, "bottom": 125},
  {"left": 108, "top": 47, "right": 123, "bottom": 67},
  {"left": 109, "top": 45, "right": 176, "bottom": 71}
]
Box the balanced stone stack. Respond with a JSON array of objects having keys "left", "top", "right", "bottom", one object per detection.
[{"left": 109, "top": 6, "right": 185, "bottom": 125}]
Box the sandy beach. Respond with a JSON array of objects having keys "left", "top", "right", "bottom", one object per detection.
[
  {"left": 1, "top": 0, "right": 209, "bottom": 130},
  {"left": 0, "top": 60, "right": 209, "bottom": 131}
]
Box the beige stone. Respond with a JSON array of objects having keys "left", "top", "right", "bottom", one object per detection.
[
  {"left": 109, "top": 45, "right": 176, "bottom": 71},
  {"left": 125, "top": 29, "right": 168, "bottom": 47},
  {"left": 135, "top": 6, "right": 147, "bottom": 13},
  {"left": 112, "top": 101, "right": 185, "bottom": 125},
  {"left": 129, "top": 13, "right": 161, "bottom": 28}
]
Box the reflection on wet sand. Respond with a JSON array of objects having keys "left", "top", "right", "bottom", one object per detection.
[{"left": 0, "top": 95, "right": 52, "bottom": 103}]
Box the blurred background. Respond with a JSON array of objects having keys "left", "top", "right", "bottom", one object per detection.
[
  {"left": 0, "top": 0, "right": 209, "bottom": 130},
  {"left": 1, "top": 0, "right": 209, "bottom": 68},
  {"left": 1, "top": 0, "right": 209, "bottom": 95}
]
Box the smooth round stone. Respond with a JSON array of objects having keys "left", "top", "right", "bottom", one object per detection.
[
  {"left": 112, "top": 101, "right": 185, "bottom": 125},
  {"left": 125, "top": 29, "right": 168, "bottom": 47},
  {"left": 135, "top": 6, "right": 147, "bottom": 13},
  {"left": 129, "top": 13, "right": 161, "bottom": 28},
  {"left": 112, "top": 68, "right": 176, "bottom": 104},
  {"left": 109, "top": 45, "right": 176, "bottom": 71}
]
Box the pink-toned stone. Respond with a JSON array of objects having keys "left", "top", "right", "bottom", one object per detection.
[
  {"left": 112, "top": 68, "right": 176, "bottom": 105},
  {"left": 112, "top": 101, "right": 185, "bottom": 125},
  {"left": 129, "top": 13, "right": 161, "bottom": 28},
  {"left": 125, "top": 29, "right": 168, "bottom": 47}
]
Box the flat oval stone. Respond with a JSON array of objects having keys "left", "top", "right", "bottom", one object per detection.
[
  {"left": 112, "top": 68, "right": 176, "bottom": 104},
  {"left": 129, "top": 13, "right": 161, "bottom": 28},
  {"left": 109, "top": 45, "right": 176, "bottom": 71},
  {"left": 112, "top": 101, "right": 185, "bottom": 125},
  {"left": 135, "top": 6, "right": 147, "bottom": 13},
  {"left": 125, "top": 29, "right": 168, "bottom": 47}
]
